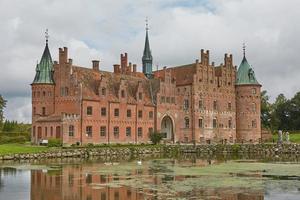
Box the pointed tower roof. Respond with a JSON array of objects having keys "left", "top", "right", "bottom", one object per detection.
[
  {"left": 142, "top": 20, "right": 152, "bottom": 61},
  {"left": 236, "top": 44, "right": 259, "bottom": 85},
  {"left": 32, "top": 30, "right": 54, "bottom": 84}
]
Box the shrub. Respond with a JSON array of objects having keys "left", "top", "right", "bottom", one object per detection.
[
  {"left": 0, "top": 136, "right": 26, "bottom": 144},
  {"left": 86, "top": 143, "right": 94, "bottom": 148},
  {"left": 48, "top": 138, "right": 62, "bottom": 147},
  {"left": 149, "top": 131, "right": 163, "bottom": 145}
]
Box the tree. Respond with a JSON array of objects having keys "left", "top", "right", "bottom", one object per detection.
[
  {"left": 0, "top": 95, "right": 7, "bottom": 126},
  {"left": 261, "top": 90, "right": 272, "bottom": 129}
]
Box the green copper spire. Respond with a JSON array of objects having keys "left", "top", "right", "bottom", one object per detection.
[
  {"left": 236, "top": 44, "right": 259, "bottom": 85},
  {"left": 142, "top": 18, "right": 153, "bottom": 78},
  {"left": 33, "top": 29, "right": 54, "bottom": 84}
]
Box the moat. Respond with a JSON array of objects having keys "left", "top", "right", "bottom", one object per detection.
[{"left": 0, "top": 155, "right": 300, "bottom": 200}]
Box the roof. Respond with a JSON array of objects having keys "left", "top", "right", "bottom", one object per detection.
[
  {"left": 236, "top": 56, "right": 259, "bottom": 85},
  {"left": 154, "top": 64, "right": 196, "bottom": 86},
  {"left": 73, "top": 67, "right": 157, "bottom": 106},
  {"left": 32, "top": 42, "right": 55, "bottom": 84},
  {"left": 142, "top": 30, "right": 152, "bottom": 62}
]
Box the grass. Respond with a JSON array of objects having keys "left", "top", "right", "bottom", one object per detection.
[
  {"left": 271, "top": 132, "right": 300, "bottom": 143},
  {"left": 0, "top": 143, "right": 49, "bottom": 155}
]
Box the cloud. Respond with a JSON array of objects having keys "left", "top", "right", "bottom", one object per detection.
[{"left": 0, "top": 0, "right": 299, "bottom": 122}]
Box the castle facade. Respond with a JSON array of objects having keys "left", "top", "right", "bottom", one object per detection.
[{"left": 31, "top": 29, "right": 261, "bottom": 145}]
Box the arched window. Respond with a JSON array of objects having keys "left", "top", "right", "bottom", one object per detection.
[
  {"left": 252, "top": 120, "right": 257, "bottom": 128},
  {"left": 121, "top": 90, "right": 125, "bottom": 98},
  {"left": 199, "top": 118, "right": 203, "bottom": 128},
  {"left": 185, "top": 117, "right": 189, "bottom": 128},
  {"left": 228, "top": 118, "right": 232, "bottom": 129},
  {"left": 252, "top": 103, "right": 256, "bottom": 112},
  {"left": 102, "top": 88, "right": 106, "bottom": 96}
]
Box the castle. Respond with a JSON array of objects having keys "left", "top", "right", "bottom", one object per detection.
[{"left": 31, "top": 28, "right": 261, "bottom": 145}]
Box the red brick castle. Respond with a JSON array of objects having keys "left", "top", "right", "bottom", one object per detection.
[{"left": 31, "top": 28, "right": 261, "bottom": 145}]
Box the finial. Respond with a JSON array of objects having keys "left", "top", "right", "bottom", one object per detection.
[
  {"left": 145, "top": 17, "right": 149, "bottom": 31},
  {"left": 45, "top": 29, "right": 49, "bottom": 44},
  {"left": 243, "top": 42, "right": 246, "bottom": 57}
]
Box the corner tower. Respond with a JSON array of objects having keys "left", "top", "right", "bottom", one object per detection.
[
  {"left": 142, "top": 19, "right": 153, "bottom": 78},
  {"left": 31, "top": 30, "right": 55, "bottom": 141},
  {"left": 235, "top": 45, "right": 261, "bottom": 143}
]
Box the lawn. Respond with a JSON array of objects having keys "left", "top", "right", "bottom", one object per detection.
[
  {"left": 271, "top": 132, "right": 300, "bottom": 143},
  {"left": 0, "top": 143, "right": 49, "bottom": 155}
]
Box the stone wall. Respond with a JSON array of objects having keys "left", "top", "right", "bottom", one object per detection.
[{"left": 1, "top": 144, "right": 300, "bottom": 161}]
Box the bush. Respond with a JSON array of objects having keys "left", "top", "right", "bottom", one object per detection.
[
  {"left": 149, "top": 131, "right": 163, "bottom": 145},
  {"left": 0, "top": 136, "right": 26, "bottom": 144},
  {"left": 48, "top": 138, "right": 62, "bottom": 147}
]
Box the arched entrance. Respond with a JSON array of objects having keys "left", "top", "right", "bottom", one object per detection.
[{"left": 161, "top": 115, "right": 174, "bottom": 142}]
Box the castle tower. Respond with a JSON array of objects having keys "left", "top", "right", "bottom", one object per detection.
[
  {"left": 235, "top": 45, "right": 261, "bottom": 143},
  {"left": 142, "top": 19, "right": 153, "bottom": 78},
  {"left": 31, "top": 30, "right": 55, "bottom": 141}
]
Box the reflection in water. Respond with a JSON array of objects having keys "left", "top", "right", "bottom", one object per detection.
[
  {"left": 28, "top": 159, "right": 264, "bottom": 200},
  {"left": 1, "top": 156, "right": 300, "bottom": 200}
]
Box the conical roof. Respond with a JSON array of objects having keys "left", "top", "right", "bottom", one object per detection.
[
  {"left": 32, "top": 42, "right": 54, "bottom": 84},
  {"left": 236, "top": 56, "right": 259, "bottom": 85},
  {"left": 142, "top": 30, "right": 152, "bottom": 61}
]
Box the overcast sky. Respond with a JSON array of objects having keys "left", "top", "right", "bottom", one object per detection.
[{"left": 0, "top": 0, "right": 299, "bottom": 123}]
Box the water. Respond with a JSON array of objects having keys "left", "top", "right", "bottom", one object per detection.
[{"left": 0, "top": 156, "right": 300, "bottom": 200}]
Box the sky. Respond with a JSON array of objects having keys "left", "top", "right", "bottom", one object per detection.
[{"left": 0, "top": 0, "right": 299, "bottom": 123}]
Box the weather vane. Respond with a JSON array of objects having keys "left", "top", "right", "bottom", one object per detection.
[
  {"left": 45, "top": 29, "right": 49, "bottom": 43},
  {"left": 243, "top": 42, "right": 246, "bottom": 57},
  {"left": 145, "top": 17, "right": 149, "bottom": 31}
]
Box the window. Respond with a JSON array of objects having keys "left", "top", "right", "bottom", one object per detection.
[
  {"left": 114, "top": 108, "right": 119, "bottom": 117},
  {"left": 69, "top": 125, "right": 74, "bottom": 137},
  {"left": 138, "top": 110, "right": 142, "bottom": 118},
  {"left": 86, "top": 126, "right": 92, "bottom": 137},
  {"left": 252, "top": 103, "right": 256, "bottom": 112},
  {"left": 166, "top": 97, "right": 170, "bottom": 103},
  {"left": 149, "top": 111, "right": 153, "bottom": 119},
  {"left": 138, "top": 127, "right": 142, "bottom": 137},
  {"left": 252, "top": 88, "right": 256, "bottom": 94},
  {"left": 43, "top": 91, "right": 46, "bottom": 97},
  {"left": 199, "top": 118, "right": 203, "bottom": 128},
  {"left": 33, "top": 126, "right": 36, "bottom": 137},
  {"left": 127, "top": 109, "right": 131, "bottom": 118},
  {"left": 100, "top": 126, "right": 106, "bottom": 137},
  {"left": 139, "top": 92, "right": 142, "bottom": 100},
  {"left": 50, "top": 127, "right": 53, "bottom": 137},
  {"left": 252, "top": 120, "right": 257, "bottom": 128},
  {"left": 185, "top": 117, "right": 190, "bottom": 128},
  {"left": 101, "top": 88, "right": 106, "bottom": 96},
  {"left": 42, "top": 107, "right": 46, "bottom": 115},
  {"left": 126, "top": 127, "right": 131, "bottom": 137},
  {"left": 45, "top": 127, "right": 48, "bottom": 137},
  {"left": 228, "top": 119, "right": 232, "bottom": 129},
  {"left": 228, "top": 102, "right": 232, "bottom": 111},
  {"left": 87, "top": 106, "right": 93, "bottom": 115},
  {"left": 213, "top": 100, "right": 217, "bottom": 110},
  {"left": 101, "top": 107, "right": 106, "bottom": 116},
  {"left": 171, "top": 97, "right": 175, "bottom": 104},
  {"left": 121, "top": 90, "right": 125, "bottom": 98},
  {"left": 184, "top": 99, "right": 189, "bottom": 110},
  {"left": 113, "top": 127, "right": 119, "bottom": 138},
  {"left": 199, "top": 100, "right": 203, "bottom": 109},
  {"left": 213, "top": 118, "right": 217, "bottom": 128},
  {"left": 161, "top": 96, "right": 165, "bottom": 103},
  {"left": 33, "top": 107, "right": 36, "bottom": 115}
]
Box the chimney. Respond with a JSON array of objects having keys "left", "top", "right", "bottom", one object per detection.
[
  {"left": 113, "top": 64, "right": 120, "bottom": 74},
  {"left": 120, "top": 53, "right": 128, "bottom": 73},
  {"left": 59, "top": 47, "right": 68, "bottom": 64},
  {"left": 133, "top": 64, "right": 137, "bottom": 73},
  {"left": 92, "top": 60, "right": 100, "bottom": 71}
]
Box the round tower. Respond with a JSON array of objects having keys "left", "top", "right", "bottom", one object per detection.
[
  {"left": 235, "top": 47, "right": 261, "bottom": 143},
  {"left": 31, "top": 32, "right": 55, "bottom": 143}
]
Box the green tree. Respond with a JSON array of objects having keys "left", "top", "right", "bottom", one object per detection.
[
  {"left": 271, "top": 93, "right": 290, "bottom": 131},
  {"left": 0, "top": 95, "right": 7, "bottom": 129},
  {"left": 261, "top": 90, "right": 272, "bottom": 129}
]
